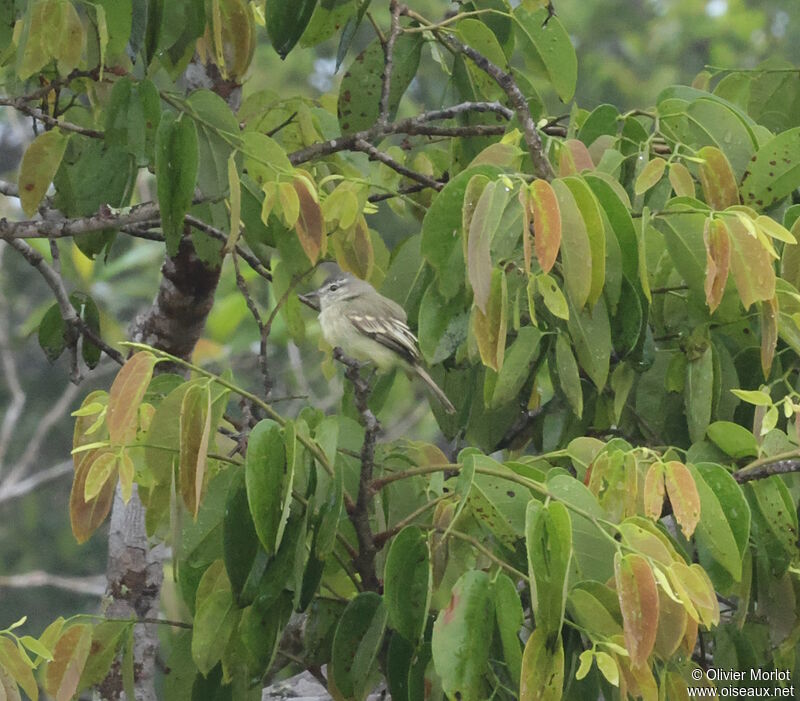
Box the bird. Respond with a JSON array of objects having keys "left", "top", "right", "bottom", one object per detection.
[{"left": 298, "top": 272, "right": 457, "bottom": 414}]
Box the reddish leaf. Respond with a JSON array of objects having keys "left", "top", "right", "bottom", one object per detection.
[
  {"left": 643, "top": 462, "right": 665, "bottom": 521},
  {"left": 703, "top": 217, "right": 730, "bottom": 313},
  {"left": 760, "top": 295, "right": 778, "bottom": 378},
  {"left": 697, "top": 146, "right": 739, "bottom": 210},
  {"left": 179, "top": 383, "right": 211, "bottom": 517},
  {"left": 634, "top": 157, "right": 667, "bottom": 196},
  {"left": 332, "top": 214, "right": 374, "bottom": 281},
  {"left": 70, "top": 450, "right": 116, "bottom": 543},
  {"left": 45, "top": 624, "right": 93, "bottom": 701},
  {"left": 668, "top": 162, "right": 695, "bottom": 198},
  {"left": 727, "top": 215, "right": 776, "bottom": 309},
  {"left": 663, "top": 461, "right": 701, "bottom": 538},
  {"left": 530, "top": 179, "right": 562, "bottom": 274},
  {"left": 559, "top": 138, "right": 593, "bottom": 176},
  {"left": 614, "top": 552, "right": 659, "bottom": 668},
  {"left": 293, "top": 176, "right": 325, "bottom": 264},
  {"left": 106, "top": 352, "right": 156, "bottom": 445}
]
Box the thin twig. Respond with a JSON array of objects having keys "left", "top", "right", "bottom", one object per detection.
[
  {"left": 354, "top": 137, "right": 443, "bottom": 191},
  {"left": 185, "top": 214, "right": 272, "bottom": 281},
  {"left": 378, "top": 0, "right": 403, "bottom": 127},
  {"left": 0, "top": 461, "right": 73, "bottom": 504},
  {"left": 0, "top": 570, "right": 106, "bottom": 597},
  {"left": 232, "top": 252, "right": 271, "bottom": 398},
  {"left": 332, "top": 347, "right": 381, "bottom": 591},
  {"left": 0, "top": 97, "right": 104, "bottom": 138}
]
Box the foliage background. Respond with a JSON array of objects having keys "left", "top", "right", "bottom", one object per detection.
[{"left": 0, "top": 0, "right": 798, "bottom": 698}]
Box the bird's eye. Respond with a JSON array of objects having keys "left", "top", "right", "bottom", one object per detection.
[{"left": 329, "top": 284, "right": 339, "bottom": 292}]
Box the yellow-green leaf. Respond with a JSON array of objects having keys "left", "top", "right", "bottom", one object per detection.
[
  {"left": 697, "top": 146, "right": 739, "bottom": 210},
  {"left": 634, "top": 157, "right": 667, "bottom": 195},
  {"left": 472, "top": 268, "right": 507, "bottom": 372},
  {"left": 44, "top": 624, "right": 92, "bottom": 701},
  {"left": 520, "top": 628, "right": 564, "bottom": 701},
  {"left": 668, "top": 162, "right": 695, "bottom": 198},
  {"left": 552, "top": 179, "right": 592, "bottom": 308},
  {"left": 703, "top": 217, "right": 730, "bottom": 313},
  {"left": 106, "top": 352, "right": 156, "bottom": 445},
  {"left": 83, "top": 451, "right": 118, "bottom": 502},
  {"left": 18, "top": 130, "right": 69, "bottom": 217}
]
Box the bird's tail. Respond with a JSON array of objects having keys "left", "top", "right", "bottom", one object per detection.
[{"left": 414, "top": 366, "right": 457, "bottom": 414}]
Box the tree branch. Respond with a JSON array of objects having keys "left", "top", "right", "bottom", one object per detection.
[
  {"left": 332, "top": 347, "right": 381, "bottom": 591},
  {"left": 378, "top": 0, "right": 403, "bottom": 127},
  {"left": 735, "top": 455, "right": 800, "bottom": 483},
  {"left": 0, "top": 97, "right": 104, "bottom": 139},
  {"left": 0, "top": 569, "right": 106, "bottom": 597},
  {"left": 354, "top": 137, "right": 443, "bottom": 191},
  {"left": 233, "top": 252, "right": 271, "bottom": 399}
]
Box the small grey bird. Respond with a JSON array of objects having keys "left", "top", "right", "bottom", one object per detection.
[{"left": 299, "top": 273, "right": 456, "bottom": 414}]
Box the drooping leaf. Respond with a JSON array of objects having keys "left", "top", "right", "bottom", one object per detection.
[
  {"left": 537, "top": 273, "right": 569, "bottom": 320},
  {"left": 468, "top": 180, "right": 509, "bottom": 313},
  {"left": 293, "top": 176, "right": 326, "bottom": 264},
  {"left": 563, "top": 176, "right": 606, "bottom": 307},
  {"left": 0, "top": 634, "right": 39, "bottom": 701},
  {"left": 472, "top": 267, "right": 507, "bottom": 372},
  {"left": 265, "top": 0, "right": 318, "bottom": 58},
  {"left": 529, "top": 179, "right": 561, "bottom": 274},
  {"left": 494, "top": 573, "right": 524, "bottom": 686},
  {"left": 156, "top": 112, "right": 199, "bottom": 256},
  {"left": 668, "top": 162, "right": 695, "bottom": 198},
  {"left": 526, "top": 500, "right": 572, "bottom": 636},
  {"left": 519, "top": 627, "right": 564, "bottom": 701},
  {"left": 614, "top": 552, "right": 659, "bottom": 668},
  {"left": 19, "top": 129, "right": 69, "bottom": 217},
  {"left": 70, "top": 449, "right": 116, "bottom": 543},
  {"left": 191, "top": 567, "right": 239, "bottom": 676},
  {"left": 384, "top": 526, "right": 431, "bottom": 645},
  {"left": 703, "top": 217, "right": 730, "bottom": 313},
  {"left": 513, "top": 5, "right": 577, "bottom": 102},
  {"left": 245, "top": 420, "right": 287, "bottom": 555},
  {"left": 331, "top": 592, "right": 388, "bottom": 701},
  {"left": 83, "top": 451, "right": 118, "bottom": 502},
  {"left": 106, "top": 351, "right": 157, "bottom": 445},
  {"left": 727, "top": 215, "right": 776, "bottom": 309},
  {"left": 44, "top": 624, "right": 93, "bottom": 701},
  {"left": 179, "top": 383, "right": 212, "bottom": 517},
  {"left": 567, "top": 295, "right": 611, "bottom": 390},
  {"left": 685, "top": 345, "right": 713, "bottom": 445},
  {"left": 643, "top": 462, "right": 665, "bottom": 520},
  {"left": 552, "top": 179, "right": 592, "bottom": 308},
  {"left": 760, "top": 295, "right": 778, "bottom": 378},
  {"left": 663, "top": 461, "right": 701, "bottom": 538},
  {"left": 697, "top": 146, "right": 739, "bottom": 210},
  {"left": 432, "top": 570, "right": 494, "bottom": 701},
  {"left": 555, "top": 332, "right": 582, "bottom": 418},
  {"left": 490, "top": 326, "right": 542, "bottom": 407}
]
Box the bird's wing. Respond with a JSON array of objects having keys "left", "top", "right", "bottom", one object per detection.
[{"left": 346, "top": 311, "right": 422, "bottom": 366}]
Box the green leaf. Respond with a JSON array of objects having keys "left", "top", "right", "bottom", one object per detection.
[
  {"left": 555, "top": 332, "right": 582, "bottom": 418},
  {"left": 417, "top": 281, "right": 468, "bottom": 365},
  {"left": 384, "top": 526, "right": 431, "bottom": 645},
  {"left": 18, "top": 129, "right": 69, "bottom": 217},
  {"left": 520, "top": 628, "right": 564, "bottom": 701},
  {"left": 526, "top": 500, "right": 572, "bottom": 636},
  {"left": 105, "top": 77, "right": 161, "bottom": 166},
  {"left": 727, "top": 215, "right": 776, "bottom": 309},
  {"left": 536, "top": 273, "right": 569, "bottom": 320},
  {"left": 685, "top": 345, "right": 713, "bottom": 444},
  {"left": 635, "top": 157, "right": 667, "bottom": 195},
  {"left": 223, "top": 472, "right": 261, "bottom": 606},
  {"left": 706, "top": 421, "right": 758, "bottom": 458},
  {"left": 179, "top": 382, "right": 211, "bottom": 516},
  {"left": 741, "top": 126, "right": 800, "bottom": 210},
  {"left": 567, "top": 295, "right": 611, "bottom": 390},
  {"left": 690, "top": 463, "right": 744, "bottom": 583},
  {"left": 432, "top": 570, "right": 494, "bottom": 701},
  {"left": 156, "top": 112, "right": 199, "bottom": 256},
  {"left": 513, "top": 6, "right": 577, "bottom": 102},
  {"left": 563, "top": 176, "right": 606, "bottom": 308},
  {"left": 245, "top": 419, "right": 287, "bottom": 555},
  {"left": 331, "top": 592, "right": 388, "bottom": 701},
  {"left": 745, "top": 477, "right": 798, "bottom": 577},
  {"left": 38, "top": 302, "right": 67, "bottom": 362},
  {"left": 489, "top": 326, "right": 542, "bottom": 408},
  {"left": 0, "top": 636, "right": 39, "bottom": 701},
  {"left": 77, "top": 621, "right": 127, "bottom": 690},
  {"left": 552, "top": 179, "right": 592, "bottom": 309},
  {"left": 493, "top": 573, "right": 523, "bottom": 686},
  {"left": 338, "top": 33, "right": 423, "bottom": 134},
  {"left": 191, "top": 573, "right": 239, "bottom": 676},
  {"left": 266, "top": 0, "right": 317, "bottom": 58}
]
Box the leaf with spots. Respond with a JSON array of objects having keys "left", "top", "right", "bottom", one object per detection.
[
  {"left": 338, "top": 33, "right": 423, "bottom": 134},
  {"left": 614, "top": 552, "right": 659, "bottom": 668},
  {"left": 741, "top": 126, "right": 800, "bottom": 210},
  {"left": 697, "top": 146, "right": 739, "bottom": 210},
  {"left": 432, "top": 570, "right": 494, "bottom": 701},
  {"left": 520, "top": 627, "right": 564, "bottom": 701},
  {"left": 663, "top": 461, "right": 700, "bottom": 538},
  {"left": 19, "top": 129, "right": 69, "bottom": 217},
  {"left": 643, "top": 462, "right": 665, "bottom": 521}
]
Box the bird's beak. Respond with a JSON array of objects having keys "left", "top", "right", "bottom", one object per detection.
[{"left": 298, "top": 290, "right": 320, "bottom": 311}]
